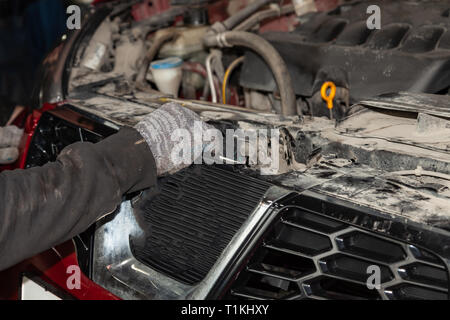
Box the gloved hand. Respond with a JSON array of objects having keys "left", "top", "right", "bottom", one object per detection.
[
  {"left": 135, "top": 102, "right": 213, "bottom": 176},
  {"left": 0, "top": 125, "right": 23, "bottom": 165}
]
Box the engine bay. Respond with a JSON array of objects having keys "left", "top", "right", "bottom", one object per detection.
[{"left": 17, "top": 0, "right": 450, "bottom": 300}]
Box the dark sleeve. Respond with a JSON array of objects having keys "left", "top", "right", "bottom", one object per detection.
[
  {"left": 0, "top": 127, "right": 157, "bottom": 271},
  {"left": 0, "top": 95, "right": 14, "bottom": 126}
]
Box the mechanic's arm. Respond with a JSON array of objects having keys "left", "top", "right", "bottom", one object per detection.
[{"left": 0, "top": 103, "right": 208, "bottom": 271}]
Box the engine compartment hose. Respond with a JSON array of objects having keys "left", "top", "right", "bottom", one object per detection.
[
  {"left": 136, "top": 31, "right": 177, "bottom": 85},
  {"left": 222, "top": 56, "right": 245, "bottom": 104},
  {"left": 206, "top": 31, "right": 297, "bottom": 116},
  {"left": 221, "top": 0, "right": 274, "bottom": 31},
  {"left": 234, "top": 4, "right": 295, "bottom": 31}
]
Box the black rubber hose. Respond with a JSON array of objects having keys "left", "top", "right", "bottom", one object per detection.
[
  {"left": 136, "top": 31, "right": 176, "bottom": 85},
  {"left": 234, "top": 4, "right": 295, "bottom": 31},
  {"left": 221, "top": 0, "right": 274, "bottom": 30},
  {"left": 207, "top": 31, "right": 297, "bottom": 116}
]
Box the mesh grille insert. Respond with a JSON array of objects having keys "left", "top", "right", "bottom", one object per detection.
[{"left": 131, "top": 166, "right": 271, "bottom": 285}]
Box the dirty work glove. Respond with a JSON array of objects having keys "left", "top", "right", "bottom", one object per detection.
[
  {"left": 0, "top": 125, "right": 23, "bottom": 164},
  {"left": 135, "top": 102, "right": 213, "bottom": 176}
]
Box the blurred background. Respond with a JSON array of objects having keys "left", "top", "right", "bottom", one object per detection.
[{"left": 0, "top": 0, "right": 88, "bottom": 125}]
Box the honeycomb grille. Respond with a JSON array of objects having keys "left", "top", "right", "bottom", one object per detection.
[{"left": 226, "top": 206, "right": 449, "bottom": 300}]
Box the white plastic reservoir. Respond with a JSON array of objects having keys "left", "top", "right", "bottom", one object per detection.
[{"left": 150, "top": 57, "right": 183, "bottom": 97}]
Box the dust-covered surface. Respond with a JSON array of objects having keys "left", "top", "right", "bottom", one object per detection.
[
  {"left": 304, "top": 160, "right": 450, "bottom": 229},
  {"left": 69, "top": 93, "right": 157, "bottom": 127},
  {"left": 66, "top": 74, "right": 450, "bottom": 232},
  {"left": 360, "top": 92, "right": 450, "bottom": 119},
  {"left": 262, "top": 152, "right": 450, "bottom": 230}
]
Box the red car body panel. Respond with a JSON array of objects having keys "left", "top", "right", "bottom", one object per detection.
[{"left": 0, "top": 102, "right": 120, "bottom": 300}]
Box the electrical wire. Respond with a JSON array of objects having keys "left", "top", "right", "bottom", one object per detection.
[
  {"left": 204, "top": 31, "right": 297, "bottom": 115},
  {"left": 206, "top": 52, "right": 218, "bottom": 103},
  {"left": 222, "top": 56, "right": 245, "bottom": 104}
]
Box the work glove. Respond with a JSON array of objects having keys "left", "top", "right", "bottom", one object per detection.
[
  {"left": 135, "top": 102, "right": 214, "bottom": 176},
  {"left": 0, "top": 125, "right": 23, "bottom": 165}
]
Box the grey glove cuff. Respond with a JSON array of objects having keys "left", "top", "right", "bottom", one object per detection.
[
  {"left": 135, "top": 102, "right": 213, "bottom": 176},
  {"left": 0, "top": 126, "right": 23, "bottom": 148},
  {"left": 0, "top": 147, "right": 19, "bottom": 164}
]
